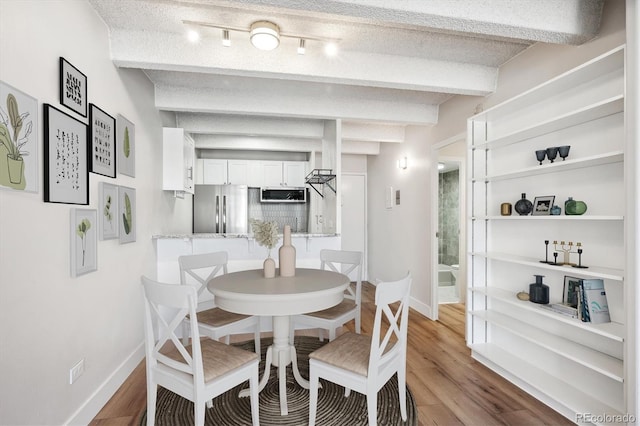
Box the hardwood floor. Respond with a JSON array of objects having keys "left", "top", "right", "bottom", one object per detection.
[{"left": 90, "top": 282, "right": 572, "bottom": 425}]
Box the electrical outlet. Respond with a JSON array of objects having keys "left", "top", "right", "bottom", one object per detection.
[{"left": 69, "top": 359, "right": 85, "bottom": 384}]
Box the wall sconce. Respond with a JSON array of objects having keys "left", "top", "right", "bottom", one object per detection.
[{"left": 398, "top": 156, "right": 408, "bottom": 169}]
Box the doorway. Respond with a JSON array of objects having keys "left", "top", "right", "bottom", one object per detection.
[
  {"left": 430, "top": 133, "right": 466, "bottom": 320},
  {"left": 341, "top": 173, "right": 367, "bottom": 281}
]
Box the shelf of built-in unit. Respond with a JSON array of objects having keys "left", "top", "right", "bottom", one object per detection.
[
  {"left": 471, "top": 95, "right": 624, "bottom": 151},
  {"left": 471, "top": 151, "right": 624, "bottom": 183},
  {"left": 470, "top": 287, "right": 624, "bottom": 342},
  {"left": 469, "top": 308, "right": 623, "bottom": 381},
  {"left": 470, "top": 252, "right": 624, "bottom": 281},
  {"left": 470, "top": 343, "right": 624, "bottom": 425},
  {"left": 472, "top": 215, "right": 623, "bottom": 221}
]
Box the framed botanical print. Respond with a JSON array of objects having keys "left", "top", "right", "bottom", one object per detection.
[
  {"left": 118, "top": 185, "right": 136, "bottom": 244},
  {"left": 116, "top": 114, "right": 135, "bottom": 177},
  {"left": 59, "top": 57, "right": 87, "bottom": 117},
  {"left": 89, "top": 104, "right": 116, "bottom": 178},
  {"left": 0, "top": 80, "right": 38, "bottom": 193},
  {"left": 71, "top": 208, "right": 97, "bottom": 277},
  {"left": 43, "top": 103, "right": 89, "bottom": 205},
  {"left": 99, "top": 182, "right": 119, "bottom": 240}
]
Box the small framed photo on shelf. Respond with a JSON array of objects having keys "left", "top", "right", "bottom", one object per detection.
[
  {"left": 89, "top": 104, "right": 116, "bottom": 178},
  {"left": 532, "top": 195, "right": 555, "bottom": 216},
  {"left": 71, "top": 208, "right": 97, "bottom": 277},
  {"left": 98, "top": 182, "right": 119, "bottom": 240},
  {"left": 563, "top": 275, "right": 582, "bottom": 308},
  {"left": 118, "top": 185, "right": 136, "bottom": 244},
  {"left": 43, "top": 103, "right": 89, "bottom": 205},
  {"left": 59, "top": 57, "right": 87, "bottom": 117}
]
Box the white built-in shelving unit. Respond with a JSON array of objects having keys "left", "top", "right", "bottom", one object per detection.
[{"left": 467, "top": 45, "right": 627, "bottom": 424}]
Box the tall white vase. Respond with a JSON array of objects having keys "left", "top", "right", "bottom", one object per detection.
[{"left": 278, "top": 225, "right": 296, "bottom": 277}]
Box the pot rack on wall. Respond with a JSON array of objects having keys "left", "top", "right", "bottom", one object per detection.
[{"left": 305, "top": 169, "right": 336, "bottom": 198}]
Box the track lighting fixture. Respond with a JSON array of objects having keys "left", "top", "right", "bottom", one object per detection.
[{"left": 222, "top": 29, "right": 231, "bottom": 47}]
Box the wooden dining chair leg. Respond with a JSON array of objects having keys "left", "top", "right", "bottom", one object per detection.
[
  {"left": 367, "top": 394, "right": 378, "bottom": 426},
  {"left": 308, "top": 369, "right": 320, "bottom": 426},
  {"left": 195, "top": 399, "right": 206, "bottom": 426},
  {"left": 399, "top": 368, "right": 408, "bottom": 420},
  {"left": 250, "top": 367, "right": 260, "bottom": 426},
  {"left": 253, "top": 325, "right": 261, "bottom": 358},
  {"left": 146, "top": 384, "right": 157, "bottom": 426}
]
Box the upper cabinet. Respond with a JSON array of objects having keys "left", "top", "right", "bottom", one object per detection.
[
  {"left": 261, "top": 160, "right": 307, "bottom": 187},
  {"left": 467, "top": 46, "right": 626, "bottom": 422},
  {"left": 162, "top": 128, "right": 195, "bottom": 195},
  {"left": 198, "top": 159, "right": 308, "bottom": 187}
]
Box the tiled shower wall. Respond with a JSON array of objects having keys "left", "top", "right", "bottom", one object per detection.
[
  {"left": 438, "top": 169, "right": 460, "bottom": 266},
  {"left": 248, "top": 188, "right": 309, "bottom": 233}
]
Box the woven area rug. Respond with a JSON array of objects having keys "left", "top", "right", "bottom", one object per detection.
[{"left": 141, "top": 336, "right": 418, "bottom": 425}]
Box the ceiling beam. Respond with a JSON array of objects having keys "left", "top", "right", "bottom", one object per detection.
[{"left": 222, "top": 0, "right": 604, "bottom": 44}]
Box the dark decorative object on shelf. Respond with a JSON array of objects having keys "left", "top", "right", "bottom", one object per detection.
[
  {"left": 565, "top": 197, "right": 587, "bottom": 215},
  {"left": 558, "top": 145, "right": 571, "bottom": 160},
  {"left": 572, "top": 248, "right": 589, "bottom": 269},
  {"left": 550, "top": 205, "right": 562, "bottom": 215},
  {"left": 540, "top": 240, "right": 551, "bottom": 264},
  {"left": 500, "top": 202, "right": 512, "bottom": 216},
  {"left": 514, "top": 193, "right": 533, "bottom": 215},
  {"left": 529, "top": 275, "right": 549, "bottom": 304},
  {"left": 545, "top": 146, "right": 559, "bottom": 163},
  {"left": 535, "top": 150, "right": 546, "bottom": 165}
]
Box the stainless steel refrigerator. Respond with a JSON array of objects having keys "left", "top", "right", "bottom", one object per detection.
[{"left": 193, "top": 184, "right": 248, "bottom": 233}]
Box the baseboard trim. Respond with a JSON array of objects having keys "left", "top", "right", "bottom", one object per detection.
[
  {"left": 410, "top": 296, "right": 433, "bottom": 319},
  {"left": 65, "top": 342, "right": 145, "bottom": 425}
]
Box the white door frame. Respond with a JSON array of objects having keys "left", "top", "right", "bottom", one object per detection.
[
  {"left": 430, "top": 132, "right": 466, "bottom": 320},
  {"left": 341, "top": 172, "right": 368, "bottom": 281}
]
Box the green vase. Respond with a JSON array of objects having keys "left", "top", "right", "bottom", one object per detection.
[{"left": 565, "top": 197, "right": 587, "bottom": 215}]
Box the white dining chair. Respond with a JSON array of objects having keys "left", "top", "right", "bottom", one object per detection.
[
  {"left": 141, "top": 276, "right": 260, "bottom": 426},
  {"left": 293, "top": 249, "right": 363, "bottom": 342},
  {"left": 308, "top": 272, "right": 412, "bottom": 426},
  {"left": 179, "top": 251, "right": 261, "bottom": 357}
]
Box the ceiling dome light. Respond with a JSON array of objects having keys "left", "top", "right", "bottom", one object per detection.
[{"left": 250, "top": 21, "right": 280, "bottom": 51}]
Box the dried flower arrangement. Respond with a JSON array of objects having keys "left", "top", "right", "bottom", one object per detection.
[{"left": 250, "top": 219, "right": 279, "bottom": 254}]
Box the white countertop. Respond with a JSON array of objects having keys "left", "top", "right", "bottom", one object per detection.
[{"left": 153, "top": 233, "right": 339, "bottom": 239}]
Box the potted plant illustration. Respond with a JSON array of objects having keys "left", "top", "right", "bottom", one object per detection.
[
  {"left": 103, "top": 194, "right": 114, "bottom": 232},
  {"left": 123, "top": 126, "right": 131, "bottom": 159},
  {"left": 76, "top": 218, "right": 91, "bottom": 267},
  {"left": 122, "top": 193, "right": 132, "bottom": 234},
  {"left": 0, "top": 93, "right": 33, "bottom": 184}
]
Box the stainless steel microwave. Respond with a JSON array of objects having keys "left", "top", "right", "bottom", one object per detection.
[{"left": 260, "top": 187, "right": 307, "bottom": 203}]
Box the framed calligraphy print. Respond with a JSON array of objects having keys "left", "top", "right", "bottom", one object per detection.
[
  {"left": 59, "top": 57, "right": 87, "bottom": 117},
  {"left": 43, "top": 104, "right": 88, "bottom": 205},
  {"left": 89, "top": 104, "right": 116, "bottom": 178}
]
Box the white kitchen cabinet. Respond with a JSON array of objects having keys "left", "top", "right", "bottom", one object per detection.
[
  {"left": 467, "top": 46, "right": 627, "bottom": 422},
  {"left": 201, "top": 159, "right": 261, "bottom": 186},
  {"left": 260, "top": 160, "right": 307, "bottom": 187},
  {"left": 162, "top": 127, "right": 195, "bottom": 195},
  {"left": 202, "top": 159, "right": 227, "bottom": 184}
]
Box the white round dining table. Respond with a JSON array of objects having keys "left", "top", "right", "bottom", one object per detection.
[{"left": 207, "top": 268, "right": 350, "bottom": 416}]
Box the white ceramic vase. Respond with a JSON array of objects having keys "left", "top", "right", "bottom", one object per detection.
[
  {"left": 263, "top": 254, "right": 276, "bottom": 278},
  {"left": 278, "top": 225, "right": 296, "bottom": 277}
]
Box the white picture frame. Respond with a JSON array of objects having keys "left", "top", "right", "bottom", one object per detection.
[
  {"left": 71, "top": 208, "right": 97, "bottom": 277},
  {"left": 116, "top": 114, "right": 135, "bottom": 177},
  {"left": 99, "top": 182, "right": 119, "bottom": 240},
  {"left": 0, "top": 80, "right": 39, "bottom": 193},
  {"left": 118, "top": 185, "right": 136, "bottom": 244}
]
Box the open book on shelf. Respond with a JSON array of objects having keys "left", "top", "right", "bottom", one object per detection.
[{"left": 577, "top": 279, "right": 611, "bottom": 324}]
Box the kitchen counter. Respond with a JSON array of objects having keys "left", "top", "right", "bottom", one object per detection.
[
  {"left": 152, "top": 233, "right": 338, "bottom": 239},
  {"left": 154, "top": 233, "right": 342, "bottom": 286}
]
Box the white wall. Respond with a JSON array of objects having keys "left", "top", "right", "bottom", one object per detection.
[
  {"left": 0, "top": 1, "right": 187, "bottom": 424},
  {"left": 366, "top": 0, "right": 625, "bottom": 316}
]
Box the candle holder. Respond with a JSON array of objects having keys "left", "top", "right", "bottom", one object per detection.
[
  {"left": 572, "top": 248, "right": 589, "bottom": 268},
  {"left": 544, "top": 240, "right": 588, "bottom": 268},
  {"left": 540, "top": 240, "right": 551, "bottom": 264}
]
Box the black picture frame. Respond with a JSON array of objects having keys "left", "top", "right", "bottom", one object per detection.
[
  {"left": 43, "top": 103, "right": 89, "bottom": 205},
  {"left": 532, "top": 195, "right": 555, "bottom": 216},
  {"left": 88, "top": 104, "right": 116, "bottom": 178},
  {"left": 59, "top": 57, "right": 87, "bottom": 117}
]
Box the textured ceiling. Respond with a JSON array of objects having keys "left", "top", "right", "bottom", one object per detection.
[{"left": 88, "top": 0, "right": 604, "bottom": 152}]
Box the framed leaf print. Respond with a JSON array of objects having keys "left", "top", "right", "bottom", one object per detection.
[
  {"left": 43, "top": 103, "right": 88, "bottom": 205},
  {"left": 59, "top": 57, "right": 87, "bottom": 117},
  {"left": 116, "top": 114, "right": 135, "bottom": 177},
  {"left": 118, "top": 185, "right": 136, "bottom": 244},
  {"left": 71, "top": 208, "right": 97, "bottom": 277},
  {"left": 99, "top": 182, "right": 119, "bottom": 240},
  {"left": 0, "top": 80, "right": 38, "bottom": 193},
  {"left": 89, "top": 104, "right": 116, "bottom": 178}
]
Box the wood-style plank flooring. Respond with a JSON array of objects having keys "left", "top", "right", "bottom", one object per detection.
[{"left": 90, "top": 282, "right": 572, "bottom": 425}]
